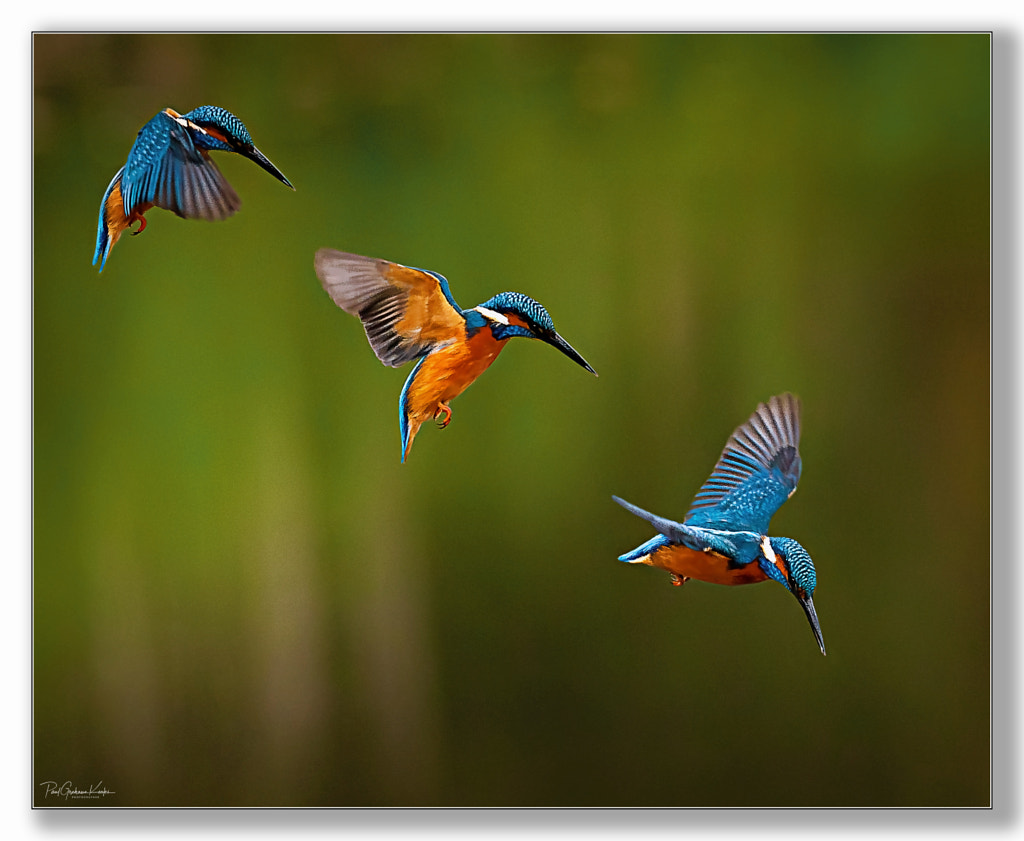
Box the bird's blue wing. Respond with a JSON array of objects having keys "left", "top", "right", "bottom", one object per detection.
[
  {"left": 683, "top": 393, "right": 802, "bottom": 534},
  {"left": 314, "top": 249, "right": 466, "bottom": 367},
  {"left": 121, "top": 110, "right": 240, "bottom": 222}
]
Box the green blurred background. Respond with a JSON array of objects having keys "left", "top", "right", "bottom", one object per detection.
[{"left": 33, "top": 33, "right": 989, "bottom": 807}]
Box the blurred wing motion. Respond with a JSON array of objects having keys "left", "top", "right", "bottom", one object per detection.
[
  {"left": 684, "top": 393, "right": 803, "bottom": 534},
  {"left": 314, "top": 248, "right": 467, "bottom": 366},
  {"left": 93, "top": 109, "right": 240, "bottom": 270},
  {"left": 120, "top": 109, "right": 240, "bottom": 222}
]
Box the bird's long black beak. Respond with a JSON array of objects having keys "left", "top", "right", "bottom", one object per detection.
[
  {"left": 798, "top": 593, "right": 826, "bottom": 656},
  {"left": 542, "top": 330, "right": 597, "bottom": 376},
  {"left": 244, "top": 145, "right": 295, "bottom": 189}
]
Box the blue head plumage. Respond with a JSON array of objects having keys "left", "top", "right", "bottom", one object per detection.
[
  {"left": 478, "top": 291, "right": 555, "bottom": 340},
  {"left": 472, "top": 291, "right": 596, "bottom": 374},
  {"left": 767, "top": 537, "right": 817, "bottom": 597},
  {"left": 179, "top": 105, "right": 293, "bottom": 189},
  {"left": 181, "top": 105, "right": 254, "bottom": 152},
  {"left": 767, "top": 536, "right": 824, "bottom": 654}
]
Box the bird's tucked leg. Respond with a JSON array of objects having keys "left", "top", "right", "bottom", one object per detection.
[
  {"left": 668, "top": 573, "right": 690, "bottom": 587},
  {"left": 130, "top": 216, "right": 148, "bottom": 236},
  {"left": 433, "top": 403, "right": 452, "bottom": 428}
]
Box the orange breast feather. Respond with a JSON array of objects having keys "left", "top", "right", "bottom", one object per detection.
[
  {"left": 101, "top": 179, "right": 149, "bottom": 251},
  {"left": 404, "top": 328, "right": 506, "bottom": 422},
  {"left": 647, "top": 543, "right": 769, "bottom": 587}
]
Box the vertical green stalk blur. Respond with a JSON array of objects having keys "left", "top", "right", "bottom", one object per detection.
[{"left": 34, "top": 33, "right": 989, "bottom": 806}]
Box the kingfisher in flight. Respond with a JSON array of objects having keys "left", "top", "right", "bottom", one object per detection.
[
  {"left": 93, "top": 105, "right": 294, "bottom": 271},
  {"left": 314, "top": 248, "right": 597, "bottom": 462},
  {"left": 613, "top": 393, "right": 825, "bottom": 655}
]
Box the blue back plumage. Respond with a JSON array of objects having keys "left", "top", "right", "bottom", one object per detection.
[
  {"left": 684, "top": 393, "right": 802, "bottom": 534},
  {"left": 612, "top": 394, "right": 824, "bottom": 654}
]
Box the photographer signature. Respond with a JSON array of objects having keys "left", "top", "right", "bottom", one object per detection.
[{"left": 39, "top": 780, "right": 115, "bottom": 800}]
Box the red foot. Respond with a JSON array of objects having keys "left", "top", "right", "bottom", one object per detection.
[
  {"left": 130, "top": 216, "right": 148, "bottom": 236},
  {"left": 668, "top": 574, "right": 689, "bottom": 587},
  {"left": 434, "top": 404, "right": 452, "bottom": 428}
]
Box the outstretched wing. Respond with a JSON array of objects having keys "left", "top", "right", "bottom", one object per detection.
[
  {"left": 684, "top": 393, "right": 803, "bottom": 534},
  {"left": 121, "top": 110, "right": 240, "bottom": 222},
  {"left": 314, "top": 249, "right": 467, "bottom": 367}
]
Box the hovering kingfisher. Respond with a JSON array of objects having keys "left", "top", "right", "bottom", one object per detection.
[
  {"left": 93, "top": 105, "right": 294, "bottom": 271},
  {"left": 314, "top": 248, "right": 597, "bottom": 462},
  {"left": 613, "top": 393, "right": 825, "bottom": 655}
]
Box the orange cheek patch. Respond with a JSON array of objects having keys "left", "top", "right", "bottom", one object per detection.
[
  {"left": 772, "top": 554, "right": 792, "bottom": 589},
  {"left": 203, "top": 126, "right": 229, "bottom": 144}
]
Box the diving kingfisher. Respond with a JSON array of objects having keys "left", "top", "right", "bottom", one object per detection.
[
  {"left": 93, "top": 105, "right": 294, "bottom": 271},
  {"left": 613, "top": 393, "right": 825, "bottom": 655},
  {"left": 314, "top": 248, "right": 598, "bottom": 462}
]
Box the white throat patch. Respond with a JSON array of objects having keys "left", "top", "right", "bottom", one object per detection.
[
  {"left": 473, "top": 306, "right": 510, "bottom": 325},
  {"left": 168, "top": 110, "right": 206, "bottom": 135}
]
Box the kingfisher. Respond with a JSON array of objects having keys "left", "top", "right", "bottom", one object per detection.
[
  {"left": 314, "top": 248, "right": 597, "bottom": 462},
  {"left": 613, "top": 393, "right": 825, "bottom": 655},
  {"left": 93, "top": 105, "right": 294, "bottom": 271}
]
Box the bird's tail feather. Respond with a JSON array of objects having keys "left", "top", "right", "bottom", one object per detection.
[
  {"left": 93, "top": 167, "right": 125, "bottom": 272},
  {"left": 612, "top": 495, "right": 690, "bottom": 544}
]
